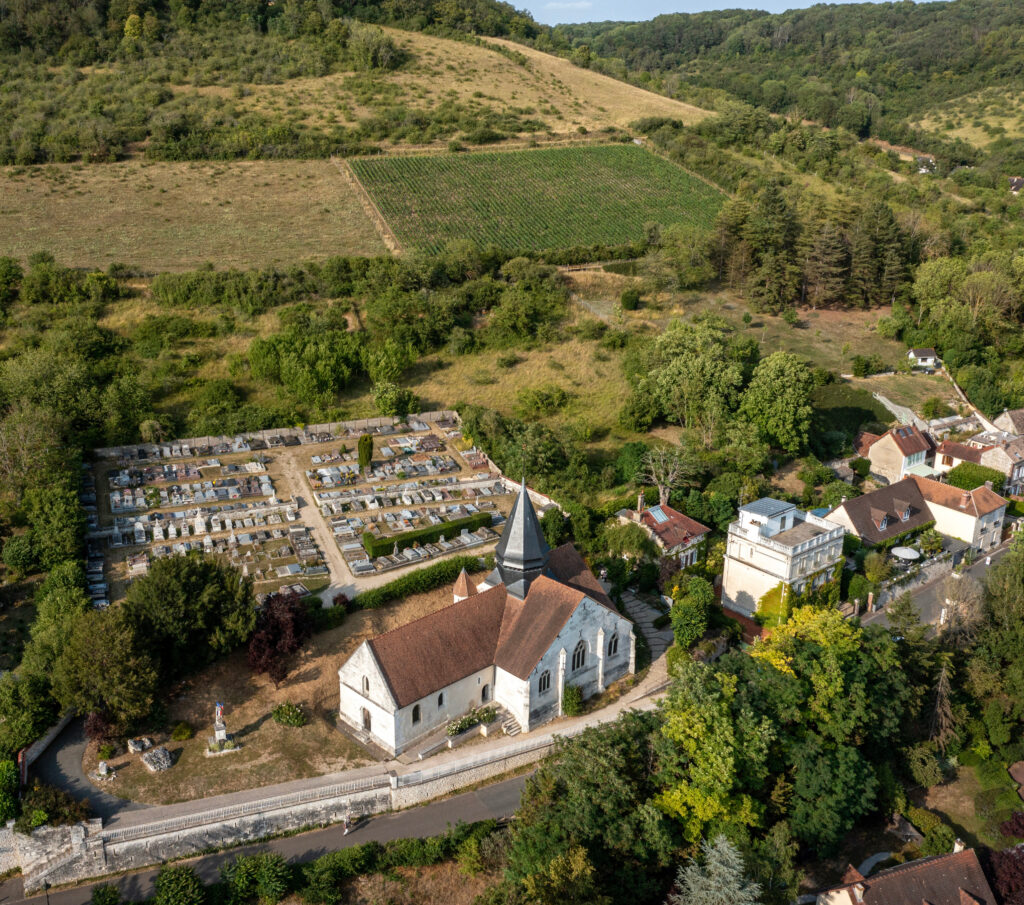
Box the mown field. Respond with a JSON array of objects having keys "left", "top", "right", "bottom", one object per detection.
[
  {"left": 0, "top": 160, "right": 385, "bottom": 271},
  {"left": 350, "top": 145, "right": 725, "bottom": 253}
]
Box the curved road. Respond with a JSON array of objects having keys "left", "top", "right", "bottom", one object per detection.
[
  {"left": 0, "top": 774, "right": 527, "bottom": 904},
  {"left": 30, "top": 720, "right": 149, "bottom": 821}
]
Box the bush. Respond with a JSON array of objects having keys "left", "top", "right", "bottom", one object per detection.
[
  {"left": 170, "top": 722, "right": 193, "bottom": 741},
  {"left": 905, "top": 742, "right": 944, "bottom": 789},
  {"left": 357, "top": 434, "right": 373, "bottom": 469},
  {"left": 154, "top": 865, "right": 206, "bottom": 905},
  {"left": 1000, "top": 811, "right": 1024, "bottom": 839},
  {"left": 97, "top": 743, "right": 115, "bottom": 760},
  {"left": 14, "top": 782, "right": 89, "bottom": 834},
  {"left": 361, "top": 511, "right": 492, "bottom": 558},
  {"left": 221, "top": 852, "right": 292, "bottom": 905},
  {"left": 2, "top": 533, "right": 35, "bottom": 577},
  {"left": 91, "top": 884, "right": 123, "bottom": 905},
  {"left": 946, "top": 462, "right": 1005, "bottom": 494},
  {"left": 301, "top": 843, "right": 383, "bottom": 904},
  {"left": 347, "top": 555, "right": 479, "bottom": 614},
  {"left": 446, "top": 706, "right": 497, "bottom": 736},
  {"left": 272, "top": 703, "right": 306, "bottom": 727},
  {"left": 920, "top": 823, "right": 956, "bottom": 856},
  {"left": 906, "top": 805, "right": 942, "bottom": 835},
  {"left": 921, "top": 396, "right": 953, "bottom": 419},
  {"left": 620, "top": 288, "right": 640, "bottom": 310},
  {"left": 0, "top": 760, "right": 18, "bottom": 823},
  {"left": 850, "top": 457, "right": 871, "bottom": 479},
  {"left": 562, "top": 684, "right": 584, "bottom": 717}
]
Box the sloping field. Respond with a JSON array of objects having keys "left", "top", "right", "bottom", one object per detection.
[
  {"left": 232, "top": 27, "right": 710, "bottom": 139},
  {"left": 913, "top": 87, "right": 1024, "bottom": 148},
  {"left": 350, "top": 145, "right": 725, "bottom": 253},
  {"left": 0, "top": 159, "right": 385, "bottom": 271}
]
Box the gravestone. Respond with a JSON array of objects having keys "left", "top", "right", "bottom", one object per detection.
[{"left": 97, "top": 761, "right": 108, "bottom": 777}]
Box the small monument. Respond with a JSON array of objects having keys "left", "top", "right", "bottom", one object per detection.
[
  {"left": 214, "top": 701, "right": 227, "bottom": 742},
  {"left": 207, "top": 701, "right": 240, "bottom": 756},
  {"left": 97, "top": 760, "right": 108, "bottom": 777}
]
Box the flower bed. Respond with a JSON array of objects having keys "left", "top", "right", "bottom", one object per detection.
[{"left": 446, "top": 706, "right": 497, "bottom": 737}]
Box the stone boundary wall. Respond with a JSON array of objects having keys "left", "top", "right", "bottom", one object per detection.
[
  {"left": 22, "top": 712, "right": 74, "bottom": 768},
  {"left": 92, "top": 411, "right": 461, "bottom": 461}
]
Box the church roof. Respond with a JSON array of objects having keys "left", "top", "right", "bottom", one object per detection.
[
  {"left": 495, "top": 478, "right": 550, "bottom": 575},
  {"left": 365, "top": 543, "right": 616, "bottom": 707}
]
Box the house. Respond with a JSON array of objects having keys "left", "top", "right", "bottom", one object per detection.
[
  {"left": 617, "top": 499, "right": 709, "bottom": 567},
  {"left": 337, "top": 480, "right": 635, "bottom": 756},
  {"left": 1010, "top": 176, "right": 1024, "bottom": 195},
  {"left": 960, "top": 426, "right": 1024, "bottom": 495},
  {"left": 721, "top": 498, "right": 845, "bottom": 617},
  {"left": 862, "top": 424, "right": 936, "bottom": 483},
  {"left": 828, "top": 476, "right": 1006, "bottom": 551},
  {"left": 816, "top": 847, "right": 995, "bottom": 905},
  {"left": 993, "top": 407, "right": 1024, "bottom": 435},
  {"left": 933, "top": 439, "right": 985, "bottom": 475},
  {"left": 908, "top": 347, "right": 939, "bottom": 368}
]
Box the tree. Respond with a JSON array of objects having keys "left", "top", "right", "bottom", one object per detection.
[
  {"left": 522, "top": 846, "right": 611, "bottom": 905},
  {"left": 863, "top": 551, "right": 891, "bottom": 585},
  {"left": 90, "top": 885, "right": 123, "bottom": 905},
  {"left": 357, "top": 434, "right": 373, "bottom": 469},
  {"left": 23, "top": 482, "right": 84, "bottom": 569},
  {"left": 670, "top": 576, "right": 714, "bottom": 649},
  {"left": 221, "top": 852, "right": 291, "bottom": 905},
  {"left": 373, "top": 381, "right": 418, "bottom": 417},
  {"left": 603, "top": 522, "right": 657, "bottom": 561},
  {"left": 51, "top": 610, "right": 157, "bottom": 730},
  {"left": 154, "top": 865, "right": 206, "bottom": 905},
  {"left": 123, "top": 555, "right": 256, "bottom": 682},
  {"left": 0, "top": 672, "right": 58, "bottom": 757},
  {"left": 667, "top": 836, "right": 761, "bottom": 905},
  {"left": 248, "top": 591, "right": 313, "bottom": 687},
  {"left": 0, "top": 759, "right": 18, "bottom": 823},
  {"left": 941, "top": 575, "right": 983, "bottom": 650},
  {"left": 739, "top": 352, "right": 814, "bottom": 453},
  {"left": 641, "top": 447, "right": 699, "bottom": 507},
  {"left": 0, "top": 257, "right": 22, "bottom": 316},
  {"left": 2, "top": 533, "right": 34, "bottom": 578},
  {"left": 20, "top": 581, "right": 90, "bottom": 679}
]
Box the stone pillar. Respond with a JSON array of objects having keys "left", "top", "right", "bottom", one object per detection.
[
  {"left": 596, "top": 628, "right": 606, "bottom": 693},
  {"left": 556, "top": 648, "right": 567, "bottom": 717},
  {"left": 628, "top": 630, "right": 637, "bottom": 674}
]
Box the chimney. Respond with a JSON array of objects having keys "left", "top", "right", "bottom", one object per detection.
[
  {"left": 852, "top": 882, "right": 865, "bottom": 904},
  {"left": 638, "top": 492, "right": 644, "bottom": 515},
  {"left": 985, "top": 480, "right": 993, "bottom": 490},
  {"left": 954, "top": 837, "right": 966, "bottom": 853},
  {"left": 961, "top": 491, "right": 971, "bottom": 508}
]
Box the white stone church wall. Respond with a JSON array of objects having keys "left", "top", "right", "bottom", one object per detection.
[
  {"left": 337, "top": 643, "right": 398, "bottom": 755},
  {"left": 494, "top": 667, "right": 530, "bottom": 728},
  {"left": 392, "top": 666, "right": 496, "bottom": 754}
]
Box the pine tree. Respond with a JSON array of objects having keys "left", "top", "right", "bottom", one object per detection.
[
  {"left": 801, "top": 221, "right": 848, "bottom": 308},
  {"left": 667, "top": 836, "right": 762, "bottom": 905},
  {"left": 930, "top": 655, "right": 956, "bottom": 754}
]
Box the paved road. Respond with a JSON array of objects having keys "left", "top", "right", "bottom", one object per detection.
[
  {"left": 30, "top": 721, "right": 148, "bottom": 821},
  {"left": 862, "top": 544, "right": 1009, "bottom": 630},
  {"left": 0, "top": 775, "right": 528, "bottom": 905}
]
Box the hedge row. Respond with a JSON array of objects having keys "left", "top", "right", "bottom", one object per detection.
[{"left": 361, "top": 512, "right": 493, "bottom": 558}]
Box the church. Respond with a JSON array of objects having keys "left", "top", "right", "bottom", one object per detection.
[{"left": 337, "top": 481, "right": 636, "bottom": 756}]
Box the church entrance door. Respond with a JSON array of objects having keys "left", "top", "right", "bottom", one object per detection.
[
  {"left": 361, "top": 707, "right": 371, "bottom": 731},
  {"left": 481, "top": 684, "right": 490, "bottom": 703}
]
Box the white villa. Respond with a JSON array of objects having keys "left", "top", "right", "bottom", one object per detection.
[
  {"left": 337, "top": 481, "right": 636, "bottom": 756},
  {"left": 721, "top": 498, "right": 845, "bottom": 617}
]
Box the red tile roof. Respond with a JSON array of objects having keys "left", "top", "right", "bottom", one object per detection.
[
  {"left": 912, "top": 475, "right": 1007, "bottom": 517},
  {"left": 937, "top": 440, "right": 984, "bottom": 465},
  {"left": 821, "top": 849, "right": 995, "bottom": 905},
  {"left": 366, "top": 543, "right": 619, "bottom": 706},
  {"left": 637, "top": 504, "right": 709, "bottom": 551},
  {"left": 887, "top": 424, "right": 935, "bottom": 457},
  {"left": 855, "top": 431, "right": 881, "bottom": 458}
]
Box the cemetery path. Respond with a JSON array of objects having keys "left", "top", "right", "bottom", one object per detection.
[
  {"left": 30, "top": 719, "right": 150, "bottom": 821},
  {"left": 0, "top": 773, "right": 527, "bottom": 905}
]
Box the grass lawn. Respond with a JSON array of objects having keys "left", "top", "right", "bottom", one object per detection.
[
  {"left": 812, "top": 382, "right": 894, "bottom": 438},
  {"left": 926, "top": 760, "right": 1024, "bottom": 850},
  {"left": 350, "top": 145, "right": 725, "bottom": 253},
  {"left": 850, "top": 373, "right": 961, "bottom": 417},
  {"left": 0, "top": 159, "right": 385, "bottom": 271},
  {"left": 85, "top": 572, "right": 490, "bottom": 804}
]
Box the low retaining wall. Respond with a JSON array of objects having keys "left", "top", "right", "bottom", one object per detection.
[{"left": 20, "top": 732, "right": 560, "bottom": 893}]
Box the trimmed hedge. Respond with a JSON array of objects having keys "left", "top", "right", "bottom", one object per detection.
[
  {"left": 362, "top": 512, "right": 493, "bottom": 559},
  {"left": 946, "top": 462, "right": 1006, "bottom": 494}
]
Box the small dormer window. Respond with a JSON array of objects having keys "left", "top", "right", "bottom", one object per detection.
[
  {"left": 878, "top": 516, "right": 888, "bottom": 530},
  {"left": 901, "top": 507, "right": 910, "bottom": 521}
]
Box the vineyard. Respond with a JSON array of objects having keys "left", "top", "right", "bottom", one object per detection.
[{"left": 349, "top": 145, "right": 726, "bottom": 254}]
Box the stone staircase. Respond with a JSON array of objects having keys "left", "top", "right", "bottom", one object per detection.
[
  {"left": 619, "top": 589, "right": 673, "bottom": 660},
  {"left": 501, "top": 713, "right": 522, "bottom": 737}
]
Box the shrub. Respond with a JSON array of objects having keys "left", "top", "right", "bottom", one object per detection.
[
  {"left": 905, "top": 742, "right": 944, "bottom": 789},
  {"left": 272, "top": 703, "right": 306, "bottom": 727},
  {"left": 850, "top": 457, "right": 871, "bottom": 479},
  {"left": 906, "top": 805, "right": 942, "bottom": 835},
  {"left": 920, "top": 823, "right": 956, "bottom": 856},
  {"left": 97, "top": 743, "right": 115, "bottom": 760},
  {"left": 154, "top": 865, "right": 206, "bottom": 905},
  {"left": 91, "top": 884, "right": 123, "bottom": 905},
  {"left": 0, "top": 760, "right": 18, "bottom": 823},
  {"left": 2, "top": 533, "right": 35, "bottom": 577},
  {"left": 357, "top": 434, "right": 373, "bottom": 469},
  {"left": 620, "top": 288, "right": 640, "bottom": 310},
  {"left": 361, "top": 511, "right": 492, "bottom": 558},
  {"left": 170, "top": 722, "right": 193, "bottom": 741},
  {"left": 562, "top": 684, "right": 584, "bottom": 717},
  {"left": 14, "top": 782, "right": 89, "bottom": 833},
  {"left": 446, "top": 706, "right": 497, "bottom": 736},
  {"left": 350, "top": 555, "right": 479, "bottom": 614},
  {"left": 221, "top": 852, "right": 292, "bottom": 905},
  {"left": 458, "top": 835, "right": 484, "bottom": 876},
  {"left": 921, "top": 396, "right": 953, "bottom": 419},
  {"left": 84, "top": 712, "right": 116, "bottom": 741},
  {"left": 946, "top": 462, "right": 1005, "bottom": 494},
  {"left": 301, "top": 843, "right": 383, "bottom": 904},
  {"left": 1000, "top": 811, "right": 1024, "bottom": 839}
]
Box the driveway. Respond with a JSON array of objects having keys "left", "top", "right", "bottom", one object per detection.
[
  {"left": 861, "top": 544, "right": 1009, "bottom": 630},
  {"left": 0, "top": 774, "right": 527, "bottom": 904},
  {"left": 29, "top": 719, "right": 149, "bottom": 821}
]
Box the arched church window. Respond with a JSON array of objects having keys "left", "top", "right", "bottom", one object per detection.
[
  {"left": 538, "top": 670, "right": 551, "bottom": 694},
  {"left": 362, "top": 675, "right": 369, "bottom": 695},
  {"left": 412, "top": 704, "right": 421, "bottom": 724},
  {"left": 437, "top": 692, "right": 445, "bottom": 708},
  {"left": 572, "top": 640, "right": 586, "bottom": 672},
  {"left": 608, "top": 633, "right": 619, "bottom": 657},
  {"left": 482, "top": 684, "right": 491, "bottom": 703}
]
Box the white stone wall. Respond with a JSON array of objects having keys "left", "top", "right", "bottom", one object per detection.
[
  {"left": 393, "top": 666, "right": 496, "bottom": 754},
  {"left": 929, "top": 503, "right": 1005, "bottom": 550},
  {"left": 722, "top": 554, "right": 785, "bottom": 615},
  {"left": 337, "top": 642, "right": 398, "bottom": 755}
]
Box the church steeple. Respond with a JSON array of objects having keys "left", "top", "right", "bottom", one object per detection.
[{"left": 492, "top": 478, "right": 551, "bottom": 599}]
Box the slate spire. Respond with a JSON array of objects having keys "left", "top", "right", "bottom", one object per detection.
[{"left": 494, "top": 478, "right": 551, "bottom": 598}]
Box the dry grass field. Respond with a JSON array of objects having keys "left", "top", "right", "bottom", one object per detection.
[
  {"left": 913, "top": 88, "right": 1024, "bottom": 147},
  {"left": 0, "top": 159, "right": 385, "bottom": 271},
  {"left": 850, "top": 373, "right": 961, "bottom": 416},
  {"left": 84, "top": 573, "right": 489, "bottom": 804},
  {"left": 230, "top": 27, "right": 709, "bottom": 138},
  {"left": 280, "top": 863, "right": 498, "bottom": 905}
]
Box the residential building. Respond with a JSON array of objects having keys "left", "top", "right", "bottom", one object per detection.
[
  {"left": 957, "top": 429, "right": 1024, "bottom": 495},
  {"left": 721, "top": 498, "right": 845, "bottom": 617},
  {"left": 337, "top": 480, "right": 635, "bottom": 756},
  {"left": 828, "top": 476, "right": 1006, "bottom": 551},
  {"left": 861, "top": 424, "right": 936, "bottom": 483},
  {"left": 617, "top": 500, "right": 709, "bottom": 567},
  {"left": 816, "top": 847, "right": 995, "bottom": 905},
  {"left": 908, "top": 347, "right": 939, "bottom": 368},
  {"left": 934, "top": 439, "right": 985, "bottom": 475},
  {"left": 993, "top": 407, "right": 1024, "bottom": 434}
]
